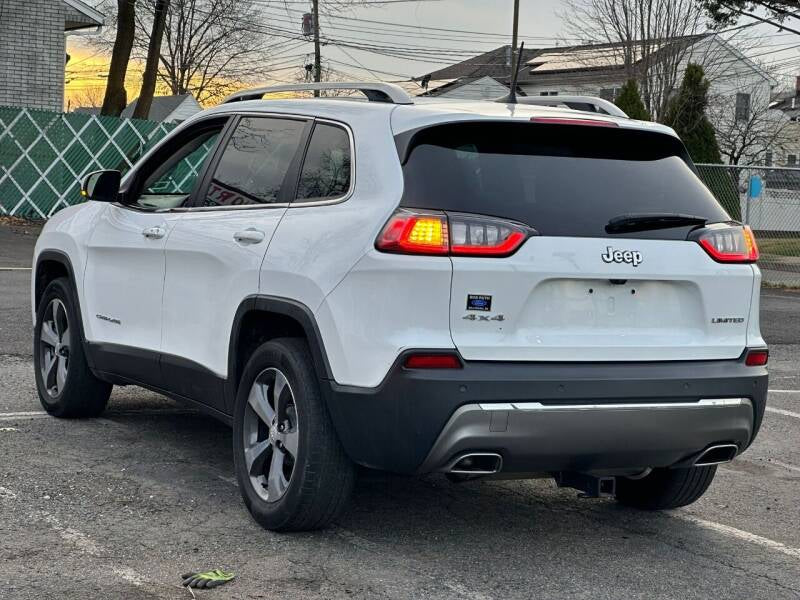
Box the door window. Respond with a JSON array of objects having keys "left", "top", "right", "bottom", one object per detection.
[
  {"left": 295, "top": 123, "right": 352, "bottom": 202},
  {"left": 202, "top": 117, "right": 307, "bottom": 207},
  {"left": 135, "top": 126, "right": 223, "bottom": 210}
]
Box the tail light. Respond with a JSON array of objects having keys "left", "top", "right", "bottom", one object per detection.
[
  {"left": 745, "top": 348, "right": 768, "bottom": 367},
  {"left": 403, "top": 353, "right": 462, "bottom": 369},
  {"left": 694, "top": 224, "right": 759, "bottom": 263},
  {"left": 376, "top": 209, "right": 531, "bottom": 257}
]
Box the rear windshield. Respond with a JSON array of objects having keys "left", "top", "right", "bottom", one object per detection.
[{"left": 398, "top": 122, "right": 729, "bottom": 239}]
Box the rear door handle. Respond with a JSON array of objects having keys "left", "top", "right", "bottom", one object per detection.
[
  {"left": 234, "top": 229, "right": 266, "bottom": 244},
  {"left": 142, "top": 226, "right": 166, "bottom": 240}
]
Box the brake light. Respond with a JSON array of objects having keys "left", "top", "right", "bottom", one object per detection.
[
  {"left": 530, "top": 117, "right": 618, "bottom": 128},
  {"left": 696, "top": 225, "right": 759, "bottom": 263},
  {"left": 404, "top": 353, "right": 462, "bottom": 369},
  {"left": 376, "top": 210, "right": 530, "bottom": 257},
  {"left": 375, "top": 211, "right": 449, "bottom": 255},
  {"left": 745, "top": 349, "right": 768, "bottom": 366}
]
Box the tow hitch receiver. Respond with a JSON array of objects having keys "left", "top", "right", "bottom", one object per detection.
[{"left": 556, "top": 472, "right": 616, "bottom": 498}]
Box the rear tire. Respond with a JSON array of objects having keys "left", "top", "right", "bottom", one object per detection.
[
  {"left": 233, "top": 338, "right": 355, "bottom": 532},
  {"left": 615, "top": 465, "right": 717, "bottom": 510},
  {"left": 33, "top": 277, "right": 112, "bottom": 418}
]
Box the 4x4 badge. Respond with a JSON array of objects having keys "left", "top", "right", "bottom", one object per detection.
[
  {"left": 601, "top": 247, "right": 643, "bottom": 267},
  {"left": 463, "top": 314, "right": 505, "bottom": 322}
]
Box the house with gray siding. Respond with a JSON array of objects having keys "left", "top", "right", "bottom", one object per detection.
[{"left": 0, "top": 0, "right": 104, "bottom": 112}]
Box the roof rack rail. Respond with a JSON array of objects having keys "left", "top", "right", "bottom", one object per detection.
[
  {"left": 221, "top": 82, "right": 414, "bottom": 105},
  {"left": 517, "top": 95, "right": 629, "bottom": 119}
]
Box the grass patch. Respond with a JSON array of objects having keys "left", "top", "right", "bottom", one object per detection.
[{"left": 755, "top": 236, "right": 800, "bottom": 258}]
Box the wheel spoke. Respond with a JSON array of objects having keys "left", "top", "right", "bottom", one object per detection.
[
  {"left": 44, "top": 353, "right": 58, "bottom": 391},
  {"left": 245, "top": 438, "right": 271, "bottom": 476},
  {"left": 40, "top": 322, "right": 59, "bottom": 348},
  {"left": 247, "top": 382, "right": 274, "bottom": 425},
  {"left": 281, "top": 430, "right": 299, "bottom": 459},
  {"left": 52, "top": 301, "right": 63, "bottom": 337},
  {"left": 60, "top": 326, "right": 71, "bottom": 351},
  {"left": 266, "top": 449, "right": 288, "bottom": 499},
  {"left": 272, "top": 370, "right": 289, "bottom": 422},
  {"left": 56, "top": 356, "right": 68, "bottom": 392}
]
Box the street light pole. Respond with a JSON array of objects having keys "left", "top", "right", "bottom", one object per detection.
[
  {"left": 511, "top": 0, "right": 520, "bottom": 56},
  {"left": 312, "top": 0, "right": 322, "bottom": 97}
]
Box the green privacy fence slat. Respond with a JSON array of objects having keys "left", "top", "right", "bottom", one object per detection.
[{"left": 0, "top": 106, "right": 176, "bottom": 219}]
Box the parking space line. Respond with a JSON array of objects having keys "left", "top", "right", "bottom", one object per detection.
[
  {"left": 768, "top": 459, "right": 800, "bottom": 474},
  {"left": 0, "top": 408, "right": 200, "bottom": 422},
  {"left": 0, "top": 267, "right": 31, "bottom": 271},
  {"left": 676, "top": 513, "right": 800, "bottom": 560},
  {"left": 769, "top": 389, "right": 800, "bottom": 393},
  {"left": 766, "top": 406, "right": 800, "bottom": 419}
]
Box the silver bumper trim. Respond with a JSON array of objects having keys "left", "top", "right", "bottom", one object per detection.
[{"left": 478, "top": 398, "right": 748, "bottom": 411}]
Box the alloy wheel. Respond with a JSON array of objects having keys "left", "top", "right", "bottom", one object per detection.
[
  {"left": 242, "top": 368, "right": 299, "bottom": 502},
  {"left": 39, "top": 298, "right": 70, "bottom": 398}
]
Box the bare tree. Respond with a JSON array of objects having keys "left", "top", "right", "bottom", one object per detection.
[
  {"left": 133, "top": 0, "right": 170, "bottom": 119},
  {"left": 562, "top": 0, "right": 707, "bottom": 120},
  {"left": 70, "top": 87, "right": 106, "bottom": 110},
  {"left": 708, "top": 73, "right": 790, "bottom": 164},
  {"left": 134, "top": 0, "right": 273, "bottom": 105},
  {"left": 101, "top": 0, "right": 137, "bottom": 116}
]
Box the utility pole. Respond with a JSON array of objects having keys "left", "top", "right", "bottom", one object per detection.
[
  {"left": 312, "top": 0, "right": 321, "bottom": 97},
  {"left": 511, "top": 0, "right": 520, "bottom": 56}
]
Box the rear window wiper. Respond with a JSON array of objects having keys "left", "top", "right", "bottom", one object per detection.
[{"left": 605, "top": 213, "right": 707, "bottom": 234}]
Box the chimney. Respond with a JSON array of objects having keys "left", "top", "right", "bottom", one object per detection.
[{"left": 795, "top": 75, "right": 800, "bottom": 96}]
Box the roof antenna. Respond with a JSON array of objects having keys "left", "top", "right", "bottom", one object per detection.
[{"left": 497, "top": 41, "right": 524, "bottom": 104}]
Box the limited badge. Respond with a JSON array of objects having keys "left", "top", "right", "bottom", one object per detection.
[{"left": 466, "top": 294, "right": 492, "bottom": 311}]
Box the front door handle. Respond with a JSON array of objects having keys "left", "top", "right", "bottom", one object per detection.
[
  {"left": 234, "top": 229, "right": 266, "bottom": 244},
  {"left": 142, "top": 226, "right": 166, "bottom": 240}
]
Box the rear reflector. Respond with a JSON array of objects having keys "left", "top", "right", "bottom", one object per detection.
[
  {"left": 696, "top": 224, "right": 759, "bottom": 263},
  {"left": 745, "top": 349, "right": 769, "bottom": 366},
  {"left": 530, "top": 117, "right": 618, "bottom": 128},
  {"left": 404, "top": 354, "right": 462, "bottom": 369},
  {"left": 376, "top": 209, "right": 530, "bottom": 257}
]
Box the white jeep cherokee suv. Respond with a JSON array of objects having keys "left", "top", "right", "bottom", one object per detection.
[{"left": 32, "top": 83, "right": 768, "bottom": 531}]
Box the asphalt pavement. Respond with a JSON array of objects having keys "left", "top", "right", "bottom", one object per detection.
[{"left": 1, "top": 224, "right": 800, "bottom": 599}]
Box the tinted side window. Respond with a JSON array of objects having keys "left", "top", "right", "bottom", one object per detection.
[
  {"left": 203, "top": 117, "right": 306, "bottom": 207},
  {"left": 295, "top": 123, "right": 351, "bottom": 202}
]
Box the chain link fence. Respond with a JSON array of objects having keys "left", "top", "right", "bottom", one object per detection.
[
  {"left": 0, "top": 105, "right": 175, "bottom": 219},
  {"left": 697, "top": 164, "right": 800, "bottom": 287}
]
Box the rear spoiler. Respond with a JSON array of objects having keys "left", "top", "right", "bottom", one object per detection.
[{"left": 515, "top": 95, "right": 629, "bottom": 119}]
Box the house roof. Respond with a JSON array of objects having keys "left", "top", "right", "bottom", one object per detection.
[
  {"left": 771, "top": 93, "right": 800, "bottom": 120},
  {"left": 420, "top": 36, "right": 707, "bottom": 86},
  {"left": 121, "top": 94, "right": 195, "bottom": 122},
  {"left": 62, "top": 0, "right": 104, "bottom": 31}
]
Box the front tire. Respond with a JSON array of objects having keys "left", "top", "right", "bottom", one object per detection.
[
  {"left": 233, "top": 338, "right": 355, "bottom": 532},
  {"left": 615, "top": 465, "right": 717, "bottom": 510},
  {"left": 33, "top": 277, "right": 112, "bottom": 418}
]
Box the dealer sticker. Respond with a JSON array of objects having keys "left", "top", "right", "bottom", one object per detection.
[{"left": 466, "top": 294, "right": 492, "bottom": 311}]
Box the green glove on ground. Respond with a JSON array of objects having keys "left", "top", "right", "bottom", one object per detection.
[{"left": 181, "top": 569, "right": 235, "bottom": 589}]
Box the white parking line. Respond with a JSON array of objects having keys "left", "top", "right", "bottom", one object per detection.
[
  {"left": 0, "top": 267, "right": 31, "bottom": 271},
  {"left": 768, "top": 459, "right": 800, "bottom": 474},
  {"left": 766, "top": 406, "right": 800, "bottom": 419},
  {"left": 0, "top": 408, "right": 200, "bottom": 422},
  {"left": 769, "top": 389, "right": 800, "bottom": 393},
  {"left": 676, "top": 513, "right": 800, "bottom": 560}
]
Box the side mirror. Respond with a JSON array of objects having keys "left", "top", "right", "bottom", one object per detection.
[{"left": 81, "top": 170, "right": 121, "bottom": 203}]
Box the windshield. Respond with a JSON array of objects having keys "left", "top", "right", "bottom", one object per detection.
[{"left": 399, "top": 121, "right": 730, "bottom": 240}]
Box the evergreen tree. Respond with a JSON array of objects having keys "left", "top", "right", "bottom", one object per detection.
[
  {"left": 662, "top": 64, "right": 723, "bottom": 164},
  {"left": 615, "top": 79, "right": 651, "bottom": 121}
]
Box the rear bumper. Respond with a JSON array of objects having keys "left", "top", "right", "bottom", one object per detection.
[{"left": 324, "top": 353, "right": 768, "bottom": 474}]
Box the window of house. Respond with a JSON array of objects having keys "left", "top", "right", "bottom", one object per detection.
[
  {"left": 600, "top": 88, "right": 619, "bottom": 101},
  {"left": 539, "top": 91, "right": 558, "bottom": 96},
  {"left": 295, "top": 123, "right": 352, "bottom": 202},
  {"left": 203, "top": 117, "right": 306, "bottom": 207},
  {"left": 764, "top": 151, "right": 773, "bottom": 167},
  {"left": 788, "top": 154, "right": 797, "bottom": 166},
  {"left": 735, "top": 93, "right": 751, "bottom": 122}
]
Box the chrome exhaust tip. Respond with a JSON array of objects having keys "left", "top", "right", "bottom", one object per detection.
[
  {"left": 446, "top": 452, "right": 503, "bottom": 475},
  {"left": 694, "top": 444, "right": 738, "bottom": 467}
]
